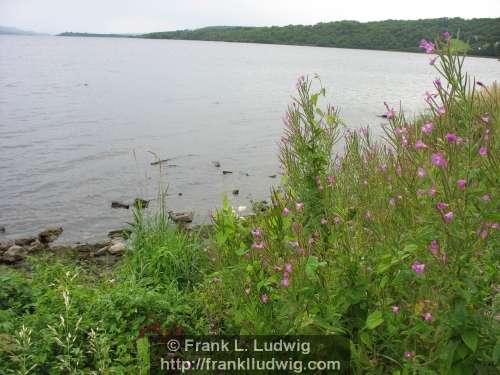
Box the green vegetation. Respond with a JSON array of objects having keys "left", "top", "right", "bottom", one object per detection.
[
  {"left": 1, "top": 36, "right": 499, "bottom": 373},
  {"left": 142, "top": 17, "right": 500, "bottom": 57}
]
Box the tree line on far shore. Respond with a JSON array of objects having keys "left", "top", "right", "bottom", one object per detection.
[{"left": 141, "top": 17, "right": 500, "bottom": 57}]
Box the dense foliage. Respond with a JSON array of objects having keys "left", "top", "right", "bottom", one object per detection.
[
  {"left": 142, "top": 17, "right": 500, "bottom": 57},
  {"left": 0, "top": 36, "right": 498, "bottom": 373}
]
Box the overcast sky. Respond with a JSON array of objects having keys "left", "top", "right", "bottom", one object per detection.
[{"left": 0, "top": 0, "right": 498, "bottom": 34}]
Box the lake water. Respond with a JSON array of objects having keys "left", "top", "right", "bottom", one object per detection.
[{"left": 1, "top": 35, "right": 499, "bottom": 242}]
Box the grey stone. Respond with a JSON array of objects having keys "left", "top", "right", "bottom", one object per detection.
[
  {"left": 111, "top": 201, "right": 129, "bottom": 209},
  {"left": 38, "top": 227, "right": 63, "bottom": 244},
  {"left": 108, "top": 242, "right": 126, "bottom": 255},
  {"left": 15, "top": 237, "right": 37, "bottom": 246},
  {"left": 169, "top": 211, "right": 194, "bottom": 224},
  {"left": 2, "top": 245, "right": 28, "bottom": 263},
  {"left": 28, "top": 240, "right": 45, "bottom": 253},
  {"left": 0, "top": 240, "right": 14, "bottom": 254}
]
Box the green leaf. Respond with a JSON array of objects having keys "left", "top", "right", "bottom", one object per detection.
[
  {"left": 402, "top": 244, "right": 418, "bottom": 254},
  {"left": 305, "top": 256, "right": 325, "bottom": 281},
  {"left": 461, "top": 330, "right": 478, "bottom": 352},
  {"left": 360, "top": 332, "right": 372, "bottom": 348},
  {"left": 365, "top": 310, "right": 384, "bottom": 330}
]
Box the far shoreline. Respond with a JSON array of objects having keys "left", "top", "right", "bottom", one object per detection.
[{"left": 49, "top": 33, "right": 499, "bottom": 60}]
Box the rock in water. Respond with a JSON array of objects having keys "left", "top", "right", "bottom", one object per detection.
[
  {"left": 15, "top": 237, "right": 37, "bottom": 246},
  {"left": 232, "top": 189, "right": 239, "bottom": 195},
  {"left": 111, "top": 201, "right": 130, "bottom": 209},
  {"left": 28, "top": 240, "right": 45, "bottom": 253},
  {"left": 38, "top": 227, "right": 63, "bottom": 244},
  {"left": 134, "top": 198, "right": 150, "bottom": 209},
  {"left": 0, "top": 240, "right": 14, "bottom": 254},
  {"left": 169, "top": 211, "right": 194, "bottom": 223},
  {"left": 150, "top": 159, "right": 170, "bottom": 166},
  {"left": 108, "top": 242, "right": 126, "bottom": 255},
  {"left": 0, "top": 226, "right": 5, "bottom": 233},
  {"left": 212, "top": 161, "right": 221, "bottom": 168},
  {"left": 1, "top": 245, "right": 28, "bottom": 263},
  {"left": 108, "top": 229, "right": 132, "bottom": 239},
  {"left": 222, "top": 170, "right": 233, "bottom": 175}
]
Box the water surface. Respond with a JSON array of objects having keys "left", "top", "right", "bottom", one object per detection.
[{"left": 1, "top": 35, "right": 498, "bottom": 242}]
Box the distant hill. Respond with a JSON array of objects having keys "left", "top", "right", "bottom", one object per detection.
[
  {"left": 0, "top": 26, "right": 39, "bottom": 35},
  {"left": 58, "top": 32, "right": 137, "bottom": 38},
  {"left": 142, "top": 17, "right": 500, "bottom": 57}
]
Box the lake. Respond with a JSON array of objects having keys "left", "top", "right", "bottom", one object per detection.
[{"left": 1, "top": 35, "right": 499, "bottom": 242}]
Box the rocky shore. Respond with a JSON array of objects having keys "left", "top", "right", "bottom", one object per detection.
[
  {"left": 0, "top": 226, "right": 129, "bottom": 269},
  {"left": 0, "top": 209, "right": 199, "bottom": 270}
]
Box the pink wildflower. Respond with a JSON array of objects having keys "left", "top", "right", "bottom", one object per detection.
[
  {"left": 260, "top": 294, "right": 269, "bottom": 303},
  {"left": 415, "top": 140, "right": 428, "bottom": 150},
  {"left": 442, "top": 31, "right": 451, "bottom": 39},
  {"left": 479, "top": 146, "right": 487, "bottom": 156},
  {"left": 327, "top": 175, "right": 334, "bottom": 187},
  {"left": 412, "top": 261, "right": 425, "bottom": 274},
  {"left": 333, "top": 216, "right": 341, "bottom": 225},
  {"left": 428, "top": 185, "right": 437, "bottom": 197},
  {"left": 251, "top": 228, "right": 262, "bottom": 238},
  {"left": 422, "top": 312, "right": 433, "bottom": 321},
  {"left": 429, "top": 56, "right": 438, "bottom": 65},
  {"left": 446, "top": 133, "right": 459, "bottom": 142},
  {"left": 251, "top": 242, "right": 266, "bottom": 250},
  {"left": 281, "top": 278, "right": 289, "bottom": 287},
  {"left": 425, "top": 91, "right": 437, "bottom": 103},
  {"left": 457, "top": 179, "right": 466, "bottom": 190},
  {"left": 481, "top": 194, "right": 491, "bottom": 202},
  {"left": 296, "top": 247, "right": 305, "bottom": 256},
  {"left": 320, "top": 218, "right": 328, "bottom": 225},
  {"left": 443, "top": 211, "right": 454, "bottom": 223},
  {"left": 384, "top": 102, "right": 396, "bottom": 119},
  {"left": 419, "top": 39, "right": 436, "bottom": 53},
  {"left": 284, "top": 263, "right": 292, "bottom": 273},
  {"left": 295, "top": 202, "right": 304, "bottom": 211},
  {"left": 431, "top": 153, "right": 448, "bottom": 168},
  {"left": 404, "top": 351, "right": 415, "bottom": 359},
  {"left": 395, "top": 127, "right": 408, "bottom": 136},
  {"left": 391, "top": 305, "right": 400, "bottom": 314},
  {"left": 282, "top": 207, "right": 290, "bottom": 216},
  {"left": 480, "top": 115, "right": 490, "bottom": 124},
  {"left": 417, "top": 167, "right": 427, "bottom": 178},
  {"left": 396, "top": 165, "right": 402, "bottom": 176},
  {"left": 212, "top": 277, "right": 221, "bottom": 284},
  {"left": 421, "top": 122, "right": 433, "bottom": 134},
  {"left": 436, "top": 202, "right": 448, "bottom": 210},
  {"left": 429, "top": 240, "right": 439, "bottom": 256},
  {"left": 437, "top": 106, "right": 446, "bottom": 115},
  {"left": 389, "top": 197, "right": 396, "bottom": 206}
]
